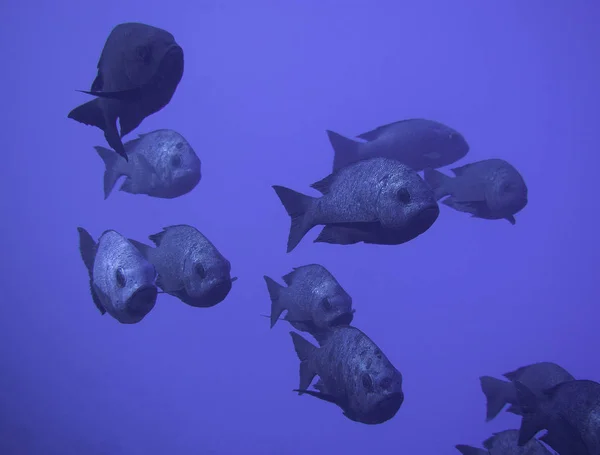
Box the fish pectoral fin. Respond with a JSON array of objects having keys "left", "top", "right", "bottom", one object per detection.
[
  {"left": 505, "top": 215, "right": 516, "bottom": 225},
  {"left": 90, "top": 282, "right": 108, "bottom": 315},
  {"left": 76, "top": 87, "right": 143, "bottom": 101},
  {"left": 293, "top": 389, "right": 338, "bottom": 405}
]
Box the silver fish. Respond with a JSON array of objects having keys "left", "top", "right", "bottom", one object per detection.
[
  {"left": 77, "top": 227, "right": 158, "bottom": 324},
  {"left": 94, "top": 129, "right": 201, "bottom": 199}
]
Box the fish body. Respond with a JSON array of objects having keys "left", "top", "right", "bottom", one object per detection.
[
  {"left": 94, "top": 129, "right": 201, "bottom": 199},
  {"left": 77, "top": 227, "right": 157, "bottom": 323},
  {"left": 289, "top": 326, "right": 404, "bottom": 425},
  {"left": 273, "top": 157, "right": 439, "bottom": 252},
  {"left": 129, "top": 225, "right": 236, "bottom": 308},
  {"left": 327, "top": 119, "right": 469, "bottom": 172},
  {"left": 68, "top": 22, "right": 184, "bottom": 160},
  {"left": 264, "top": 264, "right": 354, "bottom": 333},
  {"left": 424, "top": 158, "right": 528, "bottom": 224},
  {"left": 456, "top": 429, "right": 553, "bottom": 455}
]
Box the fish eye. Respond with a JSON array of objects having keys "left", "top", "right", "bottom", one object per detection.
[
  {"left": 171, "top": 154, "right": 182, "bottom": 167},
  {"left": 321, "top": 297, "right": 332, "bottom": 311},
  {"left": 115, "top": 267, "right": 126, "bottom": 288},
  {"left": 136, "top": 45, "right": 152, "bottom": 64},
  {"left": 195, "top": 263, "right": 206, "bottom": 279},
  {"left": 396, "top": 188, "right": 411, "bottom": 204},
  {"left": 380, "top": 377, "right": 393, "bottom": 390},
  {"left": 176, "top": 141, "right": 184, "bottom": 150},
  {"left": 362, "top": 373, "right": 374, "bottom": 392},
  {"left": 502, "top": 182, "right": 512, "bottom": 192}
]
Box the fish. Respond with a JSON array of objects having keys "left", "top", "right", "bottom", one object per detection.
[
  {"left": 68, "top": 22, "right": 184, "bottom": 160},
  {"left": 423, "top": 158, "right": 528, "bottom": 224},
  {"left": 129, "top": 225, "right": 236, "bottom": 308},
  {"left": 94, "top": 129, "right": 201, "bottom": 199},
  {"left": 77, "top": 227, "right": 158, "bottom": 324},
  {"left": 326, "top": 119, "right": 469, "bottom": 172},
  {"left": 272, "top": 157, "right": 439, "bottom": 252},
  {"left": 289, "top": 326, "right": 404, "bottom": 425},
  {"left": 515, "top": 379, "right": 600, "bottom": 455},
  {"left": 480, "top": 362, "right": 575, "bottom": 421},
  {"left": 264, "top": 264, "right": 354, "bottom": 334},
  {"left": 455, "top": 429, "right": 553, "bottom": 455}
]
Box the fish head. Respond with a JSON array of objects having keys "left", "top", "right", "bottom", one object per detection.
[
  {"left": 486, "top": 160, "right": 528, "bottom": 217},
  {"left": 353, "top": 358, "right": 404, "bottom": 425},
  {"left": 376, "top": 166, "right": 440, "bottom": 233},
  {"left": 182, "top": 248, "right": 234, "bottom": 307},
  {"left": 93, "top": 231, "right": 158, "bottom": 323},
  {"left": 310, "top": 279, "right": 355, "bottom": 330},
  {"left": 153, "top": 130, "right": 202, "bottom": 196}
]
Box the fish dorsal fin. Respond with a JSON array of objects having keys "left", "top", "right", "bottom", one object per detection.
[
  {"left": 451, "top": 163, "right": 474, "bottom": 176},
  {"left": 482, "top": 434, "right": 498, "bottom": 450},
  {"left": 310, "top": 173, "right": 336, "bottom": 194},
  {"left": 356, "top": 121, "right": 404, "bottom": 141},
  {"left": 282, "top": 269, "right": 298, "bottom": 286},
  {"left": 503, "top": 366, "right": 527, "bottom": 381},
  {"left": 148, "top": 229, "right": 168, "bottom": 246}
]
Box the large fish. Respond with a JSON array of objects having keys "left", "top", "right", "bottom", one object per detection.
[
  {"left": 326, "top": 119, "right": 469, "bottom": 172},
  {"left": 264, "top": 264, "right": 354, "bottom": 333},
  {"left": 68, "top": 23, "right": 184, "bottom": 160},
  {"left": 272, "top": 157, "right": 439, "bottom": 252},
  {"left": 129, "top": 225, "right": 236, "bottom": 308},
  {"left": 424, "top": 158, "right": 528, "bottom": 224},
  {"left": 94, "top": 129, "right": 201, "bottom": 199},
  {"left": 77, "top": 227, "right": 158, "bottom": 324},
  {"left": 515, "top": 379, "right": 600, "bottom": 455},
  {"left": 289, "top": 326, "right": 404, "bottom": 425}
]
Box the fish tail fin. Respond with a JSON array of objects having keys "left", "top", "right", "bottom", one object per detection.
[
  {"left": 454, "top": 445, "right": 487, "bottom": 455},
  {"left": 479, "top": 376, "right": 513, "bottom": 421},
  {"left": 76, "top": 227, "right": 106, "bottom": 315},
  {"left": 289, "top": 331, "right": 318, "bottom": 393},
  {"left": 68, "top": 99, "right": 106, "bottom": 131},
  {"left": 264, "top": 276, "right": 286, "bottom": 328},
  {"left": 94, "top": 146, "right": 126, "bottom": 199},
  {"left": 77, "top": 227, "right": 96, "bottom": 275},
  {"left": 326, "top": 129, "right": 362, "bottom": 171},
  {"left": 423, "top": 168, "right": 453, "bottom": 200},
  {"left": 272, "top": 185, "right": 316, "bottom": 253},
  {"left": 514, "top": 380, "right": 544, "bottom": 446}
]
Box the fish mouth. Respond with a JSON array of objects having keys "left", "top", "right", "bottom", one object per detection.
[
  {"left": 330, "top": 310, "right": 355, "bottom": 327},
  {"left": 414, "top": 204, "right": 440, "bottom": 230},
  {"left": 128, "top": 285, "right": 158, "bottom": 315},
  {"left": 376, "top": 391, "right": 404, "bottom": 415},
  {"left": 201, "top": 279, "right": 234, "bottom": 307}
]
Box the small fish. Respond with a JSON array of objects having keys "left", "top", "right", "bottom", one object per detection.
[
  {"left": 129, "top": 225, "right": 236, "bottom": 308},
  {"left": 272, "top": 157, "right": 439, "bottom": 252},
  {"left": 480, "top": 362, "right": 575, "bottom": 421},
  {"left": 264, "top": 264, "right": 354, "bottom": 333},
  {"left": 77, "top": 227, "right": 158, "bottom": 324},
  {"left": 456, "top": 429, "right": 553, "bottom": 455},
  {"left": 289, "top": 326, "right": 404, "bottom": 425},
  {"left": 515, "top": 379, "right": 600, "bottom": 455},
  {"left": 326, "top": 119, "right": 469, "bottom": 172},
  {"left": 424, "top": 158, "right": 528, "bottom": 224},
  {"left": 68, "top": 22, "right": 184, "bottom": 160},
  {"left": 94, "top": 129, "right": 201, "bottom": 199}
]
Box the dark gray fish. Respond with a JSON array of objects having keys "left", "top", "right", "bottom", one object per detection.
[
  {"left": 129, "top": 225, "right": 236, "bottom": 308},
  {"left": 264, "top": 264, "right": 354, "bottom": 333},
  {"left": 94, "top": 129, "right": 201, "bottom": 199},
  {"left": 456, "top": 429, "right": 553, "bottom": 455},
  {"left": 327, "top": 119, "right": 469, "bottom": 172},
  {"left": 272, "top": 157, "right": 439, "bottom": 252},
  {"left": 424, "top": 158, "right": 528, "bottom": 224},
  {"left": 68, "top": 22, "right": 184, "bottom": 160},
  {"left": 515, "top": 379, "right": 600, "bottom": 455},
  {"left": 77, "top": 227, "right": 157, "bottom": 324},
  {"left": 480, "top": 362, "right": 575, "bottom": 421},
  {"left": 289, "top": 326, "right": 404, "bottom": 425}
]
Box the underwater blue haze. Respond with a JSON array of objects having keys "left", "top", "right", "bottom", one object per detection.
[{"left": 1, "top": 1, "right": 599, "bottom": 454}]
